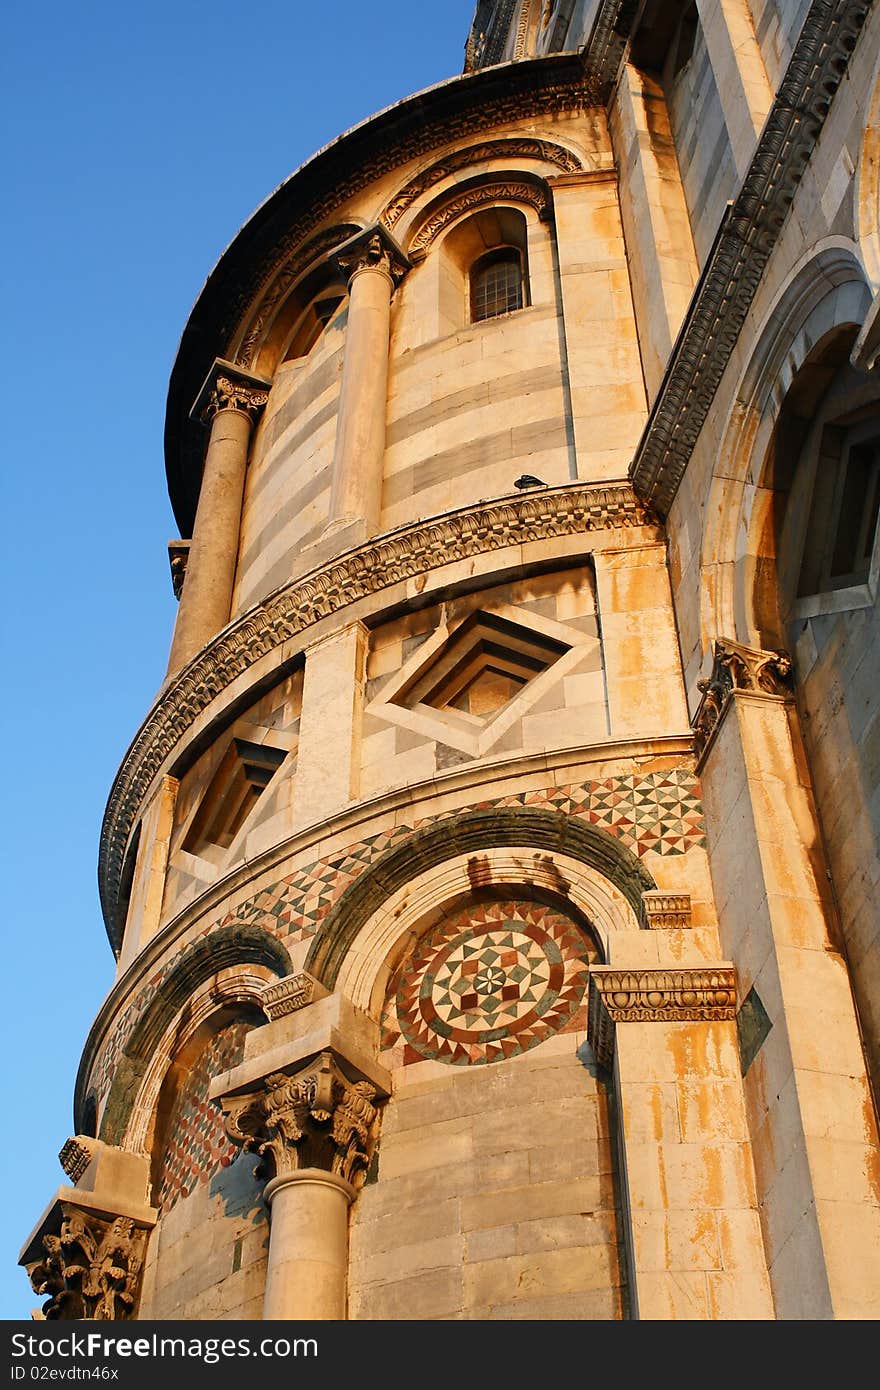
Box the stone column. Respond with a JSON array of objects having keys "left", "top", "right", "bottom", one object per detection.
[
  {"left": 214, "top": 989, "right": 390, "bottom": 1321},
  {"left": 589, "top": 965, "right": 775, "bottom": 1319},
  {"left": 695, "top": 0, "right": 773, "bottom": 182},
  {"left": 693, "top": 638, "right": 880, "bottom": 1318},
  {"left": 166, "top": 361, "right": 270, "bottom": 676},
  {"left": 328, "top": 228, "right": 409, "bottom": 542}
]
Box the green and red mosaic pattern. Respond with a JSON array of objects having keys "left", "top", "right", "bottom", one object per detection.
[
  {"left": 155, "top": 1021, "right": 252, "bottom": 1212},
  {"left": 94, "top": 768, "right": 705, "bottom": 1098},
  {"left": 381, "top": 898, "right": 598, "bottom": 1066}
]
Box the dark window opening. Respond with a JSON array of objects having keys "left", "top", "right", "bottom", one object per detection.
[
  {"left": 798, "top": 423, "right": 880, "bottom": 595},
  {"left": 183, "top": 739, "right": 287, "bottom": 854},
  {"left": 470, "top": 249, "right": 524, "bottom": 323}
]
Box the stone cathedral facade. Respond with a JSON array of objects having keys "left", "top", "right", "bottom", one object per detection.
[{"left": 21, "top": 0, "right": 880, "bottom": 1320}]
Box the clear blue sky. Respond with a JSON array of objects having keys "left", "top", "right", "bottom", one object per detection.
[{"left": 2, "top": 0, "right": 476, "bottom": 1318}]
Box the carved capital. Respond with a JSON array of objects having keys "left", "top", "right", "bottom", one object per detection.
[
  {"left": 588, "top": 965, "right": 737, "bottom": 1068},
  {"left": 222, "top": 1050, "right": 382, "bottom": 1190},
  {"left": 167, "top": 540, "right": 190, "bottom": 601},
  {"left": 332, "top": 227, "right": 410, "bottom": 291},
  {"left": 260, "top": 971, "right": 329, "bottom": 1021},
  {"left": 692, "top": 638, "right": 793, "bottom": 759},
  {"left": 27, "top": 1206, "right": 148, "bottom": 1321},
  {"left": 640, "top": 892, "right": 692, "bottom": 930},
  {"left": 190, "top": 359, "right": 272, "bottom": 426}
]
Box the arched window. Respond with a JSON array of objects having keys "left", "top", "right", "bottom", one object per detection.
[
  {"left": 798, "top": 416, "right": 880, "bottom": 595},
  {"left": 282, "top": 292, "right": 345, "bottom": 362},
  {"left": 470, "top": 247, "right": 525, "bottom": 323}
]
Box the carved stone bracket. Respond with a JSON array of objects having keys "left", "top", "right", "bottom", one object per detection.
[
  {"left": 222, "top": 1050, "right": 383, "bottom": 1190},
  {"left": 260, "top": 971, "right": 329, "bottom": 1021},
  {"left": 588, "top": 965, "right": 737, "bottom": 1068},
  {"left": 167, "top": 540, "right": 190, "bottom": 601},
  {"left": 190, "top": 358, "right": 272, "bottom": 426},
  {"left": 58, "top": 1137, "right": 100, "bottom": 1184},
  {"left": 332, "top": 226, "right": 410, "bottom": 291},
  {"left": 692, "top": 638, "right": 793, "bottom": 760},
  {"left": 640, "top": 892, "right": 692, "bottom": 930}
]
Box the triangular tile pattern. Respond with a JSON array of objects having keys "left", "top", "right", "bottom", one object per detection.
[
  {"left": 379, "top": 898, "right": 597, "bottom": 1068},
  {"left": 95, "top": 771, "right": 706, "bottom": 1097}
]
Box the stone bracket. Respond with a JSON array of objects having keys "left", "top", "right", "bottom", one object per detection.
[
  {"left": 260, "top": 971, "right": 330, "bottom": 1021},
  {"left": 692, "top": 637, "right": 793, "bottom": 763},
  {"left": 588, "top": 964, "right": 737, "bottom": 1069},
  {"left": 640, "top": 891, "right": 692, "bottom": 929}
]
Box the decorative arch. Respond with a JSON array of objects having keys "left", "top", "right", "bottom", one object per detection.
[
  {"left": 305, "top": 807, "right": 655, "bottom": 989},
  {"left": 698, "top": 242, "right": 872, "bottom": 662},
  {"left": 404, "top": 172, "right": 552, "bottom": 261},
  {"left": 92, "top": 924, "right": 292, "bottom": 1144},
  {"left": 381, "top": 136, "right": 584, "bottom": 235}
]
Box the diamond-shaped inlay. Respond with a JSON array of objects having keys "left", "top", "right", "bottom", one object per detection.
[{"left": 383, "top": 898, "right": 598, "bottom": 1067}]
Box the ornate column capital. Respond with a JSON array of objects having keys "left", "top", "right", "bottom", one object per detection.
[
  {"left": 27, "top": 1204, "right": 150, "bottom": 1321},
  {"left": 221, "top": 1049, "right": 383, "bottom": 1190},
  {"left": 332, "top": 225, "right": 410, "bottom": 291},
  {"left": 588, "top": 964, "right": 737, "bottom": 1068},
  {"left": 190, "top": 358, "right": 272, "bottom": 426},
  {"left": 167, "top": 539, "right": 190, "bottom": 600},
  {"left": 692, "top": 637, "right": 794, "bottom": 761}
]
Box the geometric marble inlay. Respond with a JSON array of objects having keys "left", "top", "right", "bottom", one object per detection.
[{"left": 382, "top": 898, "right": 597, "bottom": 1067}]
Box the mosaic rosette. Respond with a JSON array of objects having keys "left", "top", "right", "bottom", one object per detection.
[{"left": 384, "top": 899, "right": 596, "bottom": 1066}]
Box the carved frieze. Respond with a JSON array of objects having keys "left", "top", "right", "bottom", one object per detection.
[
  {"left": 99, "top": 481, "right": 658, "bottom": 947},
  {"left": 588, "top": 965, "right": 737, "bottom": 1068},
  {"left": 28, "top": 1207, "right": 148, "bottom": 1321},
  {"left": 692, "top": 638, "right": 793, "bottom": 760},
  {"left": 222, "top": 1051, "right": 380, "bottom": 1189},
  {"left": 640, "top": 892, "right": 692, "bottom": 930}
]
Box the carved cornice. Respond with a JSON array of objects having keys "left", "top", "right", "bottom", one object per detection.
[
  {"left": 165, "top": 54, "right": 603, "bottom": 534},
  {"left": 167, "top": 540, "right": 189, "bottom": 601},
  {"left": 222, "top": 1050, "right": 381, "bottom": 1189},
  {"left": 27, "top": 1206, "right": 149, "bottom": 1321},
  {"left": 332, "top": 226, "right": 411, "bottom": 291},
  {"left": 99, "top": 480, "right": 657, "bottom": 948},
  {"left": 583, "top": 0, "right": 640, "bottom": 88},
  {"left": 630, "top": 0, "right": 873, "bottom": 515},
  {"left": 588, "top": 965, "right": 737, "bottom": 1067},
  {"left": 640, "top": 892, "right": 692, "bottom": 930},
  {"left": 692, "top": 638, "right": 793, "bottom": 761},
  {"left": 381, "top": 139, "right": 582, "bottom": 230},
  {"left": 260, "top": 971, "right": 329, "bottom": 1021},
  {"left": 407, "top": 178, "right": 552, "bottom": 260},
  {"left": 191, "top": 360, "right": 272, "bottom": 426}
]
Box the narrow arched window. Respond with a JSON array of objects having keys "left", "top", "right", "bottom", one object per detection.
[{"left": 470, "top": 248, "right": 524, "bottom": 323}]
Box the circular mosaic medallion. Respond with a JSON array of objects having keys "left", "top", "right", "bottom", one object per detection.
[{"left": 385, "top": 898, "right": 595, "bottom": 1067}]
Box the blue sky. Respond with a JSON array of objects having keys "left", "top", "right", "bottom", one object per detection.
[{"left": 2, "top": 0, "right": 476, "bottom": 1318}]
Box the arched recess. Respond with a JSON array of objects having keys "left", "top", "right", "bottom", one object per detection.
[
  {"left": 305, "top": 807, "right": 655, "bottom": 990},
  {"left": 230, "top": 222, "right": 363, "bottom": 376},
  {"left": 697, "top": 242, "right": 873, "bottom": 665},
  {"left": 92, "top": 924, "right": 292, "bottom": 1145}
]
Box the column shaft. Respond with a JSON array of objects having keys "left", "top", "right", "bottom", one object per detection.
[
  {"left": 263, "top": 1171, "right": 354, "bottom": 1320},
  {"left": 167, "top": 406, "right": 252, "bottom": 675},
  {"left": 329, "top": 264, "right": 393, "bottom": 535}
]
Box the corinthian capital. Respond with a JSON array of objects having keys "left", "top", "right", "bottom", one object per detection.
[
  {"left": 27, "top": 1205, "right": 149, "bottom": 1321},
  {"left": 190, "top": 359, "right": 272, "bottom": 425},
  {"left": 333, "top": 226, "right": 410, "bottom": 290},
  {"left": 692, "top": 637, "right": 793, "bottom": 759},
  {"left": 222, "top": 1050, "right": 381, "bottom": 1189}
]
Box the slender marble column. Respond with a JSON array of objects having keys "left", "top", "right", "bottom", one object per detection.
[
  {"left": 166, "top": 363, "right": 270, "bottom": 676},
  {"left": 328, "top": 229, "right": 409, "bottom": 539},
  {"left": 263, "top": 1170, "right": 354, "bottom": 1320}
]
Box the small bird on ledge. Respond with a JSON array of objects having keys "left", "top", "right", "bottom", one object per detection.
[{"left": 514, "top": 475, "right": 547, "bottom": 489}]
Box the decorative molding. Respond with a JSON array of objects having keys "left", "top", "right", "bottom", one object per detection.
[
  {"left": 58, "top": 1137, "right": 99, "bottom": 1184},
  {"left": 99, "top": 481, "right": 657, "bottom": 948},
  {"left": 27, "top": 1207, "right": 149, "bottom": 1321},
  {"left": 332, "top": 226, "right": 410, "bottom": 291},
  {"left": 514, "top": 0, "right": 534, "bottom": 60},
  {"left": 235, "top": 223, "right": 362, "bottom": 369},
  {"left": 167, "top": 540, "right": 189, "bottom": 601},
  {"left": 692, "top": 638, "right": 793, "bottom": 760},
  {"left": 588, "top": 965, "right": 737, "bottom": 1067},
  {"left": 191, "top": 360, "right": 271, "bottom": 426},
  {"left": 640, "top": 891, "right": 692, "bottom": 930},
  {"left": 630, "top": 0, "right": 873, "bottom": 514},
  {"left": 260, "top": 971, "right": 329, "bottom": 1021},
  {"left": 407, "top": 179, "right": 552, "bottom": 260},
  {"left": 381, "top": 139, "right": 582, "bottom": 230},
  {"left": 466, "top": 0, "right": 520, "bottom": 70},
  {"left": 583, "top": 0, "right": 640, "bottom": 89},
  {"left": 222, "top": 1050, "right": 381, "bottom": 1189}
]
